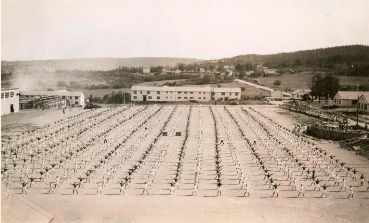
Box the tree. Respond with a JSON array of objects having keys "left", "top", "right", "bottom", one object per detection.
[
  {"left": 273, "top": 79, "right": 281, "bottom": 86},
  {"left": 323, "top": 74, "right": 340, "bottom": 99},
  {"left": 311, "top": 74, "right": 340, "bottom": 102},
  {"left": 311, "top": 74, "right": 324, "bottom": 102}
]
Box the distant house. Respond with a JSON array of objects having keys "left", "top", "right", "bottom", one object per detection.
[
  {"left": 265, "top": 68, "right": 278, "bottom": 75},
  {"left": 358, "top": 93, "right": 369, "bottom": 113},
  {"left": 245, "top": 71, "right": 254, "bottom": 76},
  {"left": 292, "top": 89, "right": 311, "bottom": 100},
  {"left": 1, "top": 88, "right": 20, "bottom": 116},
  {"left": 143, "top": 68, "right": 150, "bottom": 74},
  {"left": 333, "top": 91, "right": 366, "bottom": 106}
]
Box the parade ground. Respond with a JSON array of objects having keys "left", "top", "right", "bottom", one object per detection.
[{"left": 2, "top": 105, "right": 369, "bottom": 223}]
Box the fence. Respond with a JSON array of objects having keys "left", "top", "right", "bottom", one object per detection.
[{"left": 307, "top": 125, "right": 366, "bottom": 140}]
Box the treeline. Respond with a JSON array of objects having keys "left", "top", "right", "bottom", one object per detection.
[
  {"left": 215, "top": 45, "right": 369, "bottom": 76},
  {"left": 89, "top": 91, "right": 131, "bottom": 104}
]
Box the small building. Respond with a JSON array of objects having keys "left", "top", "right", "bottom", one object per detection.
[
  {"left": 20, "top": 90, "right": 85, "bottom": 108},
  {"left": 1, "top": 88, "right": 20, "bottom": 116},
  {"left": 291, "top": 89, "right": 311, "bottom": 100},
  {"left": 131, "top": 85, "right": 241, "bottom": 102},
  {"left": 143, "top": 68, "right": 150, "bottom": 74},
  {"left": 333, "top": 91, "right": 366, "bottom": 106},
  {"left": 358, "top": 93, "right": 369, "bottom": 113}
]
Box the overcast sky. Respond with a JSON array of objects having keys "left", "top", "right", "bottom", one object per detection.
[{"left": 2, "top": 0, "right": 369, "bottom": 60}]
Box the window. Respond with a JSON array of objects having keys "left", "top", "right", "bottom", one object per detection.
[
  {"left": 203, "top": 97, "right": 205, "bottom": 99},
  {"left": 10, "top": 92, "right": 14, "bottom": 97},
  {"left": 70, "top": 96, "right": 72, "bottom": 99},
  {"left": 199, "top": 97, "right": 201, "bottom": 99},
  {"left": 235, "top": 93, "right": 239, "bottom": 96},
  {"left": 184, "top": 97, "right": 188, "bottom": 99},
  {"left": 5, "top": 92, "right": 9, "bottom": 98},
  {"left": 190, "top": 97, "right": 194, "bottom": 99},
  {"left": 133, "top": 96, "right": 137, "bottom": 99},
  {"left": 365, "top": 104, "right": 368, "bottom": 110},
  {"left": 157, "top": 91, "right": 160, "bottom": 94},
  {"left": 190, "top": 92, "right": 194, "bottom": 94},
  {"left": 221, "top": 92, "right": 225, "bottom": 95},
  {"left": 148, "top": 96, "right": 152, "bottom": 99},
  {"left": 184, "top": 92, "right": 188, "bottom": 94},
  {"left": 166, "top": 91, "right": 168, "bottom": 93},
  {"left": 140, "top": 91, "right": 142, "bottom": 94},
  {"left": 133, "top": 91, "right": 137, "bottom": 94},
  {"left": 157, "top": 96, "right": 160, "bottom": 99},
  {"left": 1, "top": 93, "right": 4, "bottom": 99},
  {"left": 178, "top": 91, "right": 182, "bottom": 94},
  {"left": 147, "top": 91, "right": 150, "bottom": 94},
  {"left": 75, "top": 101, "right": 78, "bottom": 105},
  {"left": 75, "top": 96, "right": 79, "bottom": 99},
  {"left": 178, "top": 97, "right": 181, "bottom": 99},
  {"left": 62, "top": 96, "right": 66, "bottom": 99}
]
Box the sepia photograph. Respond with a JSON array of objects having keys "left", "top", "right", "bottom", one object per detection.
[{"left": 1, "top": 0, "right": 369, "bottom": 222}]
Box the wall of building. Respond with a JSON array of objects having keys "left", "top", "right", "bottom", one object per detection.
[
  {"left": 131, "top": 87, "right": 241, "bottom": 102},
  {"left": 1, "top": 90, "right": 20, "bottom": 116},
  {"left": 62, "top": 94, "right": 85, "bottom": 106},
  {"left": 334, "top": 98, "right": 357, "bottom": 106},
  {"left": 213, "top": 92, "right": 240, "bottom": 100},
  {"left": 358, "top": 98, "right": 369, "bottom": 113},
  {"left": 131, "top": 89, "right": 212, "bottom": 102}
]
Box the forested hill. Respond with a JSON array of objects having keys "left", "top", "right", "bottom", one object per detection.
[
  {"left": 216, "top": 45, "right": 369, "bottom": 75},
  {"left": 1, "top": 57, "right": 200, "bottom": 72}
]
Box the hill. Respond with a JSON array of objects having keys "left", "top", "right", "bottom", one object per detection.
[
  {"left": 1, "top": 57, "right": 200, "bottom": 72},
  {"left": 210, "top": 45, "right": 369, "bottom": 76}
]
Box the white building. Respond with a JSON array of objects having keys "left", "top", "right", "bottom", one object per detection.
[
  {"left": 20, "top": 90, "right": 85, "bottom": 107},
  {"left": 131, "top": 85, "right": 241, "bottom": 102},
  {"left": 143, "top": 68, "right": 150, "bottom": 74},
  {"left": 291, "top": 89, "right": 311, "bottom": 100},
  {"left": 333, "top": 91, "right": 366, "bottom": 107},
  {"left": 358, "top": 93, "right": 369, "bottom": 113},
  {"left": 1, "top": 88, "right": 20, "bottom": 116}
]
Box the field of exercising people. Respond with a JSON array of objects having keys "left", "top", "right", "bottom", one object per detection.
[{"left": 2, "top": 105, "right": 369, "bottom": 223}]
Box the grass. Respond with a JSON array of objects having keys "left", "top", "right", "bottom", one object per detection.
[{"left": 254, "top": 72, "right": 369, "bottom": 91}]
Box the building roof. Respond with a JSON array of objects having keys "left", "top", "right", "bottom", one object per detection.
[
  {"left": 335, "top": 91, "right": 368, "bottom": 100},
  {"left": 131, "top": 85, "right": 241, "bottom": 93},
  {"left": 359, "top": 92, "right": 369, "bottom": 103},
  {"left": 20, "top": 90, "right": 84, "bottom": 97},
  {"left": 1, "top": 88, "right": 19, "bottom": 92},
  {"left": 292, "top": 89, "right": 311, "bottom": 95}
]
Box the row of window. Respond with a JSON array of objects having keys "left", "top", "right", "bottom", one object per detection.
[
  {"left": 1, "top": 92, "right": 15, "bottom": 99},
  {"left": 62, "top": 96, "right": 79, "bottom": 99},
  {"left": 133, "top": 90, "right": 239, "bottom": 96},
  {"left": 132, "top": 96, "right": 207, "bottom": 100}
]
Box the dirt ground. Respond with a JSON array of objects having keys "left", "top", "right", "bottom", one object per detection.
[
  {"left": 2, "top": 105, "right": 369, "bottom": 223},
  {"left": 1, "top": 108, "right": 85, "bottom": 139},
  {"left": 22, "top": 195, "right": 369, "bottom": 223}
]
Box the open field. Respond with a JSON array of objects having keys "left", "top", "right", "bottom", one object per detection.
[
  {"left": 2, "top": 105, "right": 369, "bottom": 223},
  {"left": 254, "top": 72, "right": 369, "bottom": 90}
]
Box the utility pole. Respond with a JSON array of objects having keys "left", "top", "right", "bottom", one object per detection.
[
  {"left": 356, "top": 84, "right": 359, "bottom": 126},
  {"left": 357, "top": 95, "right": 359, "bottom": 126}
]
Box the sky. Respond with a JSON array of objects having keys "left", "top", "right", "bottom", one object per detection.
[{"left": 2, "top": 0, "right": 369, "bottom": 60}]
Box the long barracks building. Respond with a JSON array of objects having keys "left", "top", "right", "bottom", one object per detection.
[{"left": 131, "top": 85, "right": 241, "bottom": 102}]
